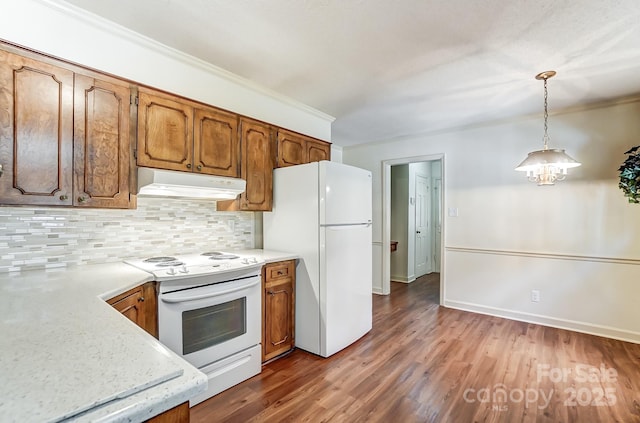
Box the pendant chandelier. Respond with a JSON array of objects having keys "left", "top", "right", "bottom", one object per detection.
[{"left": 515, "top": 71, "right": 581, "bottom": 185}]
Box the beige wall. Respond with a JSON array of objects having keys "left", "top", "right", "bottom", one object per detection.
[{"left": 344, "top": 99, "right": 640, "bottom": 343}]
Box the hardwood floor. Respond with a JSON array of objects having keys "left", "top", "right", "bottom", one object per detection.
[{"left": 190, "top": 274, "right": 640, "bottom": 422}]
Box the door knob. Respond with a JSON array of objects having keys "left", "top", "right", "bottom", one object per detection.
[
  {"left": 186, "top": 163, "right": 192, "bottom": 169},
  {"left": 196, "top": 164, "right": 202, "bottom": 171}
]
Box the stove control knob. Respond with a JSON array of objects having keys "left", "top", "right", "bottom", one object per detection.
[
  {"left": 167, "top": 267, "right": 177, "bottom": 275},
  {"left": 179, "top": 265, "right": 189, "bottom": 274}
]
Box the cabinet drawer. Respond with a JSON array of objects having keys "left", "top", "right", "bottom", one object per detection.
[{"left": 265, "top": 261, "right": 294, "bottom": 282}]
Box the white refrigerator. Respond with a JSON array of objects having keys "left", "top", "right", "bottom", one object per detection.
[{"left": 263, "top": 160, "right": 372, "bottom": 358}]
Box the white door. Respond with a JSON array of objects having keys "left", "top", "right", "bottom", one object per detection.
[
  {"left": 433, "top": 177, "right": 442, "bottom": 273},
  {"left": 414, "top": 174, "right": 431, "bottom": 277}
]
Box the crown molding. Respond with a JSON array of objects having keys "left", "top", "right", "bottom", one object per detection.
[{"left": 36, "top": 0, "right": 335, "bottom": 123}]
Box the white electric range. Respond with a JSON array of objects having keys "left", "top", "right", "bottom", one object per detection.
[{"left": 124, "top": 251, "right": 264, "bottom": 406}]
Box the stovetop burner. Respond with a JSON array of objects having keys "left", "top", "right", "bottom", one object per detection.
[
  {"left": 125, "top": 251, "right": 263, "bottom": 281},
  {"left": 155, "top": 261, "right": 185, "bottom": 268},
  {"left": 144, "top": 256, "right": 178, "bottom": 263},
  {"left": 202, "top": 252, "right": 240, "bottom": 260}
]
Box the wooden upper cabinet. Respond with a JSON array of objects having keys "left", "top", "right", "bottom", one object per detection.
[
  {"left": 307, "top": 139, "right": 331, "bottom": 163},
  {"left": 218, "top": 117, "right": 274, "bottom": 212},
  {"left": 73, "top": 74, "right": 131, "bottom": 208},
  {"left": 194, "top": 106, "right": 239, "bottom": 177},
  {"left": 276, "top": 129, "right": 330, "bottom": 168},
  {"left": 0, "top": 50, "right": 74, "bottom": 205},
  {"left": 137, "top": 88, "right": 240, "bottom": 179},
  {"left": 137, "top": 88, "right": 193, "bottom": 172},
  {"left": 239, "top": 118, "right": 274, "bottom": 211}
]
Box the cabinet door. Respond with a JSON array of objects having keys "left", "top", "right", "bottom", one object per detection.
[
  {"left": 137, "top": 89, "right": 193, "bottom": 172},
  {"left": 74, "top": 74, "right": 132, "bottom": 208},
  {"left": 276, "top": 129, "right": 306, "bottom": 167},
  {"left": 238, "top": 118, "right": 274, "bottom": 211},
  {"left": 0, "top": 50, "right": 74, "bottom": 205},
  {"left": 307, "top": 139, "right": 331, "bottom": 163},
  {"left": 194, "top": 106, "right": 239, "bottom": 177},
  {"left": 263, "top": 260, "right": 295, "bottom": 362},
  {"left": 107, "top": 282, "right": 158, "bottom": 338}
]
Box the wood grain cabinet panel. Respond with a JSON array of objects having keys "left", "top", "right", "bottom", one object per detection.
[
  {"left": 276, "top": 129, "right": 330, "bottom": 168},
  {"left": 0, "top": 47, "right": 133, "bottom": 209},
  {"left": 0, "top": 50, "right": 74, "bottom": 205},
  {"left": 137, "top": 88, "right": 193, "bottom": 172},
  {"left": 146, "top": 402, "right": 189, "bottom": 422},
  {"left": 107, "top": 282, "right": 158, "bottom": 338},
  {"left": 194, "top": 107, "right": 239, "bottom": 177},
  {"left": 262, "top": 260, "right": 295, "bottom": 362},
  {"left": 218, "top": 117, "right": 274, "bottom": 211},
  {"left": 307, "top": 139, "right": 331, "bottom": 163},
  {"left": 73, "top": 74, "right": 131, "bottom": 208},
  {"left": 276, "top": 130, "right": 306, "bottom": 167}
]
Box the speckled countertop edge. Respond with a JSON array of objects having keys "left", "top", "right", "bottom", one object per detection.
[{"left": 0, "top": 249, "right": 296, "bottom": 423}]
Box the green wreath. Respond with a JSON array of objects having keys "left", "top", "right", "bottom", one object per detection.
[{"left": 619, "top": 146, "right": 640, "bottom": 203}]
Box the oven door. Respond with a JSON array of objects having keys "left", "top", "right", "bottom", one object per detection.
[{"left": 158, "top": 275, "right": 261, "bottom": 369}]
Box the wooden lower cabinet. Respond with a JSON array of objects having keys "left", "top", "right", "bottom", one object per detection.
[
  {"left": 146, "top": 402, "right": 189, "bottom": 423},
  {"left": 262, "top": 260, "right": 295, "bottom": 362},
  {"left": 107, "top": 282, "right": 158, "bottom": 338}
]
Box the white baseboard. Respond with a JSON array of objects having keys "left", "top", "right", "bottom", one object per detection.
[
  {"left": 390, "top": 275, "right": 416, "bottom": 283},
  {"left": 372, "top": 287, "right": 386, "bottom": 295},
  {"left": 444, "top": 299, "right": 640, "bottom": 345}
]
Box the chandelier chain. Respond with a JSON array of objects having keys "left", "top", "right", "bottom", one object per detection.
[{"left": 543, "top": 77, "right": 549, "bottom": 149}]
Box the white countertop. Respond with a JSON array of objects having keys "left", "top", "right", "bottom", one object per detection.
[{"left": 0, "top": 249, "right": 296, "bottom": 423}]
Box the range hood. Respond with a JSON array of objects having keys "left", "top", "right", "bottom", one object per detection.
[{"left": 137, "top": 167, "right": 246, "bottom": 200}]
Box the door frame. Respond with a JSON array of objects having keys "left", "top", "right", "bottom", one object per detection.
[{"left": 382, "top": 154, "right": 445, "bottom": 305}]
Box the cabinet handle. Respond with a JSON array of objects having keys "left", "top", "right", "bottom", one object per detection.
[
  {"left": 196, "top": 164, "right": 202, "bottom": 171},
  {"left": 0, "top": 164, "right": 3, "bottom": 178},
  {"left": 186, "top": 163, "right": 192, "bottom": 169},
  {"left": 267, "top": 291, "right": 275, "bottom": 296},
  {"left": 59, "top": 195, "right": 68, "bottom": 201},
  {"left": 77, "top": 196, "right": 86, "bottom": 203},
  {"left": 277, "top": 271, "right": 283, "bottom": 275},
  {"left": 138, "top": 297, "right": 145, "bottom": 302}
]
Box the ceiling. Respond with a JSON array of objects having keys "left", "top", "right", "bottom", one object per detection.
[{"left": 62, "top": 0, "right": 640, "bottom": 147}]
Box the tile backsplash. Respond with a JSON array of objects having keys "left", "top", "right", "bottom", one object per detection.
[{"left": 0, "top": 197, "right": 255, "bottom": 273}]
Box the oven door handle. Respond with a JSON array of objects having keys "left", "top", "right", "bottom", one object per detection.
[{"left": 159, "top": 279, "right": 260, "bottom": 303}]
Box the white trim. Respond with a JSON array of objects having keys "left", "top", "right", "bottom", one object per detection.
[
  {"left": 445, "top": 246, "right": 640, "bottom": 266},
  {"left": 35, "top": 0, "right": 335, "bottom": 124},
  {"left": 390, "top": 275, "right": 416, "bottom": 284},
  {"left": 444, "top": 300, "right": 640, "bottom": 345}
]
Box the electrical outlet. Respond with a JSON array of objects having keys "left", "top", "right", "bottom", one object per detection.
[{"left": 531, "top": 289, "right": 541, "bottom": 302}]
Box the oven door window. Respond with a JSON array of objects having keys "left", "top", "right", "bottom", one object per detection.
[{"left": 182, "top": 297, "right": 246, "bottom": 355}]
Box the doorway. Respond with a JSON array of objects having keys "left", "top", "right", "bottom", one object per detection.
[{"left": 382, "top": 155, "right": 444, "bottom": 304}]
